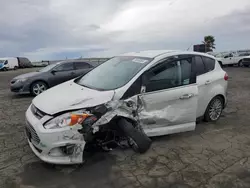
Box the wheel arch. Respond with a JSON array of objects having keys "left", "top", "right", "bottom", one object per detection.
[
  {"left": 238, "top": 58, "right": 244, "bottom": 64},
  {"left": 30, "top": 80, "right": 49, "bottom": 92}
]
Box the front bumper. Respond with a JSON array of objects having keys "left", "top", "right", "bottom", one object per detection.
[
  {"left": 25, "top": 105, "right": 86, "bottom": 164},
  {"left": 10, "top": 81, "right": 31, "bottom": 94}
]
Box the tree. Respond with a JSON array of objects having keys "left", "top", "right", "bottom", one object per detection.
[{"left": 202, "top": 35, "right": 216, "bottom": 52}]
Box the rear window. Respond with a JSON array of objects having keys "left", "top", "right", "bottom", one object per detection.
[
  {"left": 202, "top": 56, "right": 215, "bottom": 71},
  {"left": 75, "top": 62, "right": 91, "bottom": 69}
]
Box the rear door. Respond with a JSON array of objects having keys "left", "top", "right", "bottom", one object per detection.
[
  {"left": 48, "top": 62, "right": 75, "bottom": 86},
  {"left": 195, "top": 55, "right": 216, "bottom": 118},
  {"left": 138, "top": 55, "right": 198, "bottom": 137},
  {"left": 74, "top": 62, "right": 93, "bottom": 77}
]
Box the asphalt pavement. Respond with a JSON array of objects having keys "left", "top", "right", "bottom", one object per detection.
[{"left": 1, "top": 67, "right": 250, "bottom": 188}]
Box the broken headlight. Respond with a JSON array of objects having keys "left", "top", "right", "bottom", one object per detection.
[{"left": 44, "top": 111, "right": 97, "bottom": 129}]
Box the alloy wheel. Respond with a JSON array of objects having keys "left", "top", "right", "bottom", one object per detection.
[
  {"left": 32, "top": 83, "right": 47, "bottom": 95},
  {"left": 208, "top": 98, "right": 223, "bottom": 121}
]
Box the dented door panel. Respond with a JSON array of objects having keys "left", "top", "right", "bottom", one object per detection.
[{"left": 138, "top": 84, "right": 198, "bottom": 130}]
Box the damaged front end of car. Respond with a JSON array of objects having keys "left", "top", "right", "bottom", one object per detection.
[{"left": 73, "top": 96, "right": 152, "bottom": 159}]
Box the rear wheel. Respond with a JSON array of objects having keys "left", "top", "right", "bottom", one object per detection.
[
  {"left": 117, "top": 118, "right": 151, "bottom": 153},
  {"left": 30, "top": 81, "right": 48, "bottom": 96},
  {"left": 204, "top": 96, "right": 224, "bottom": 122},
  {"left": 14, "top": 66, "right": 18, "bottom": 70},
  {"left": 238, "top": 60, "right": 243, "bottom": 67}
]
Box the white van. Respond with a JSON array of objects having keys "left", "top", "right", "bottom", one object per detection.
[{"left": 0, "top": 57, "right": 19, "bottom": 71}]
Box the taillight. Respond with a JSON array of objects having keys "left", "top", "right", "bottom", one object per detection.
[{"left": 224, "top": 73, "right": 229, "bottom": 81}]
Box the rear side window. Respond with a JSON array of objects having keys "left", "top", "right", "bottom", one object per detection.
[
  {"left": 202, "top": 56, "right": 215, "bottom": 71},
  {"left": 195, "top": 56, "right": 206, "bottom": 76},
  {"left": 74, "top": 62, "right": 91, "bottom": 69},
  {"left": 54, "top": 63, "right": 74, "bottom": 71}
]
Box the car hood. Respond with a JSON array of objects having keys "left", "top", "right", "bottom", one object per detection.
[
  {"left": 13, "top": 72, "right": 42, "bottom": 80},
  {"left": 215, "top": 57, "right": 223, "bottom": 60},
  {"left": 32, "top": 80, "right": 115, "bottom": 115}
]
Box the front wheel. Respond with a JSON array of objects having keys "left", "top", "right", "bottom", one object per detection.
[
  {"left": 30, "top": 81, "right": 48, "bottom": 96},
  {"left": 204, "top": 96, "right": 224, "bottom": 122},
  {"left": 117, "top": 118, "right": 151, "bottom": 153}
]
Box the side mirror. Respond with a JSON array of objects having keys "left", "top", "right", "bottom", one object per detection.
[
  {"left": 141, "top": 85, "right": 146, "bottom": 93},
  {"left": 51, "top": 70, "right": 57, "bottom": 74}
]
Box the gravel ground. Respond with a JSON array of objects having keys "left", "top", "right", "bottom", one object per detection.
[{"left": 1, "top": 67, "right": 250, "bottom": 188}]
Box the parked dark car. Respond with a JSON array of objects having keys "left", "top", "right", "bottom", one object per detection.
[
  {"left": 242, "top": 57, "right": 250, "bottom": 67},
  {"left": 10, "top": 60, "right": 95, "bottom": 96}
]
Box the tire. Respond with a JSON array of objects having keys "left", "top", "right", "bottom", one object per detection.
[
  {"left": 117, "top": 118, "right": 151, "bottom": 153},
  {"left": 238, "top": 60, "right": 243, "bottom": 67},
  {"left": 30, "top": 81, "right": 48, "bottom": 96},
  {"left": 2, "top": 67, "right": 7, "bottom": 71},
  {"left": 14, "top": 66, "right": 18, "bottom": 70},
  {"left": 204, "top": 96, "right": 224, "bottom": 122}
]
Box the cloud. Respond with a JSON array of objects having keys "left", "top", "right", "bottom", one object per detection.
[{"left": 0, "top": 0, "right": 250, "bottom": 60}]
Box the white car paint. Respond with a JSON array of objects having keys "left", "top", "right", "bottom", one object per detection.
[
  {"left": 0, "top": 57, "right": 19, "bottom": 70},
  {"left": 196, "top": 62, "right": 228, "bottom": 118},
  {"left": 25, "top": 50, "right": 228, "bottom": 164},
  {"left": 216, "top": 52, "right": 250, "bottom": 66},
  {"left": 33, "top": 80, "right": 115, "bottom": 114}
]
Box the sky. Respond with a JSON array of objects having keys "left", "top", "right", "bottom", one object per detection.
[{"left": 0, "top": 0, "right": 250, "bottom": 61}]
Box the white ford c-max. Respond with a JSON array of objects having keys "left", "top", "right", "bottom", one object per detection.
[{"left": 25, "top": 50, "right": 228, "bottom": 164}]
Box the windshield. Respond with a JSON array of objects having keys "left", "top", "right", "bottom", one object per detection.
[
  {"left": 77, "top": 56, "right": 152, "bottom": 90},
  {"left": 38, "top": 63, "right": 58, "bottom": 72},
  {"left": 0, "top": 60, "right": 6, "bottom": 64},
  {"left": 215, "top": 53, "right": 227, "bottom": 58}
]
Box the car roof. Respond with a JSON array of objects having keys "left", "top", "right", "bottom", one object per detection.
[
  {"left": 120, "top": 50, "right": 180, "bottom": 58},
  {"left": 119, "top": 50, "right": 216, "bottom": 59},
  {"left": 54, "top": 59, "right": 89, "bottom": 65}
]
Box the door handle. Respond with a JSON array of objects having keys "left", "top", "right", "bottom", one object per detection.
[
  {"left": 205, "top": 80, "right": 211, "bottom": 85},
  {"left": 179, "top": 93, "right": 194, "bottom": 99}
]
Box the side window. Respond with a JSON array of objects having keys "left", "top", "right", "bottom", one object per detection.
[
  {"left": 202, "top": 56, "right": 215, "bottom": 72},
  {"left": 195, "top": 56, "right": 206, "bottom": 76},
  {"left": 75, "top": 62, "right": 91, "bottom": 69},
  {"left": 54, "top": 63, "right": 74, "bottom": 71},
  {"left": 144, "top": 58, "right": 193, "bottom": 93},
  {"left": 4, "top": 60, "right": 8, "bottom": 65}
]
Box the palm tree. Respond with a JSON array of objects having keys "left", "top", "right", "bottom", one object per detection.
[{"left": 202, "top": 35, "right": 216, "bottom": 52}]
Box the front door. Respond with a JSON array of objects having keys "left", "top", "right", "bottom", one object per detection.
[
  {"left": 223, "top": 53, "right": 234, "bottom": 65},
  {"left": 138, "top": 55, "right": 198, "bottom": 137},
  {"left": 49, "top": 62, "right": 75, "bottom": 86}
]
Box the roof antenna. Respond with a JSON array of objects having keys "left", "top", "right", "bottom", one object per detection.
[{"left": 186, "top": 44, "right": 193, "bottom": 51}]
